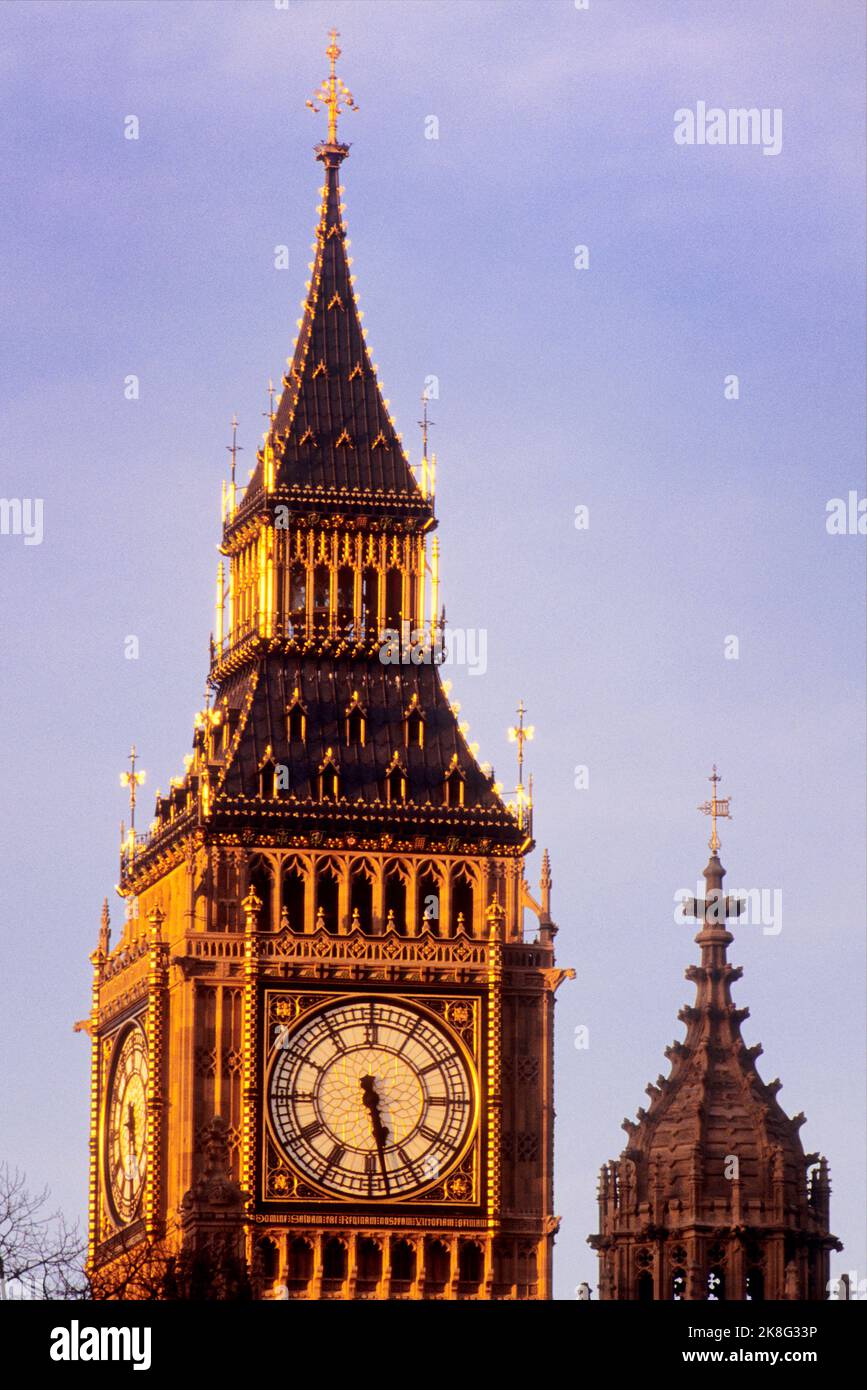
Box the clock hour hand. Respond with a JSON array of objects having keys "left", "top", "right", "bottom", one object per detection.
[{"left": 360, "top": 1074, "right": 390, "bottom": 1195}]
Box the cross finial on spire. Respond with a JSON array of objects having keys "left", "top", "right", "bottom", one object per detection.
[
  {"left": 698, "top": 764, "right": 732, "bottom": 853},
  {"left": 307, "top": 29, "right": 358, "bottom": 145}
]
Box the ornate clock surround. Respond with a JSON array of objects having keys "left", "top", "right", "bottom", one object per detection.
[
  {"left": 100, "top": 1014, "right": 149, "bottom": 1232},
  {"left": 257, "top": 983, "right": 487, "bottom": 1217}
]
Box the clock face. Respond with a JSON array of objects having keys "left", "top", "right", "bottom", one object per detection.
[
  {"left": 104, "top": 1024, "right": 148, "bottom": 1225},
  {"left": 267, "top": 996, "right": 477, "bottom": 1200}
]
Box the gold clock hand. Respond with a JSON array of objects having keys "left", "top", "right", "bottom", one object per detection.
[{"left": 359, "top": 1074, "right": 390, "bottom": 1196}]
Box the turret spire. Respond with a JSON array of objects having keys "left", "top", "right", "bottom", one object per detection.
[
  {"left": 589, "top": 771, "right": 840, "bottom": 1300},
  {"left": 227, "top": 37, "right": 427, "bottom": 520}
]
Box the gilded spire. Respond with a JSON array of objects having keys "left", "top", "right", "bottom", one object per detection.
[
  {"left": 98, "top": 897, "right": 111, "bottom": 956},
  {"left": 119, "top": 746, "right": 146, "bottom": 842},
  {"left": 418, "top": 392, "right": 434, "bottom": 459},
  {"left": 232, "top": 37, "right": 428, "bottom": 518},
  {"left": 507, "top": 701, "right": 535, "bottom": 831},
  {"left": 306, "top": 29, "right": 358, "bottom": 146}
]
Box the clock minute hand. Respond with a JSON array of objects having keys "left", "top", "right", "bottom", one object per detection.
[
  {"left": 124, "top": 1101, "right": 141, "bottom": 1181},
  {"left": 360, "top": 1074, "right": 390, "bottom": 1196},
  {"left": 125, "top": 1102, "right": 136, "bottom": 1161}
]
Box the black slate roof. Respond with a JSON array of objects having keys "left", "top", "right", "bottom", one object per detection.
[
  {"left": 240, "top": 143, "right": 430, "bottom": 516},
  {"left": 216, "top": 653, "right": 507, "bottom": 814}
]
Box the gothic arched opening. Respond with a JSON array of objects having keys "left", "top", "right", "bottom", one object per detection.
[
  {"left": 322, "top": 1237, "right": 347, "bottom": 1290},
  {"left": 450, "top": 869, "right": 474, "bottom": 934},
  {"left": 337, "top": 565, "right": 354, "bottom": 633},
  {"left": 444, "top": 766, "right": 464, "bottom": 808},
  {"left": 320, "top": 762, "right": 339, "bottom": 801},
  {"left": 384, "top": 870, "right": 407, "bottom": 935},
  {"left": 405, "top": 706, "right": 423, "bottom": 748},
  {"left": 346, "top": 704, "right": 365, "bottom": 745},
  {"left": 637, "top": 1269, "right": 653, "bottom": 1301},
  {"left": 281, "top": 863, "right": 306, "bottom": 932},
  {"left": 315, "top": 865, "right": 340, "bottom": 933},
  {"left": 288, "top": 702, "right": 305, "bottom": 743},
  {"left": 356, "top": 1237, "right": 382, "bottom": 1294},
  {"left": 249, "top": 856, "right": 273, "bottom": 931},
  {"left": 361, "top": 566, "right": 379, "bottom": 633},
  {"left": 387, "top": 763, "right": 405, "bottom": 804},
  {"left": 385, "top": 568, "right": 402, "bottom": 628},
  {"left": 289, "top": 564, "right": 307, "bottom": 630},
  {"left": 313, "top": 564, "right": 330, "bottom": 621},
  {"left": 350, "top": 867, "right": 373, "bottom": 932},
  {"left": 214, "top": 852, "right": 242, "bottom": 931},
  {"left": 390, "top": 1239, "right": 415, "bottom": 1291},
  {"left": 425, "top": 1239, "right": 450, "bottom": 1295},
  {"left": 458, "top": 1241, "right": 483, "bottom": 1294},
  {"left": 257, "top": 1237, "right": 279, "bottom": 1284},
  {"left": 286, "top": 1237, "right": 313, "bottom": 1294},
  {"left": 259, "top": 758, "right": 276, "bottom": 799},
  {"left": 516, "top": 1245, "right": 538, "bottom": 1299},
  {"left": 417, "top": 869, "right": 440, "bottom": 933}
]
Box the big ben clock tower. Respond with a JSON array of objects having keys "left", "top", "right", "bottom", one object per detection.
[{"left": 83, "top": 34, "right": 572, "bottom": 1301}]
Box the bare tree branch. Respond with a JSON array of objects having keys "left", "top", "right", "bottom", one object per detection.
[{"left": 0, "top": 1163, "right": 86, "bottom": 1299}]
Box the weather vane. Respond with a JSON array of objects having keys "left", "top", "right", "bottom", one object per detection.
[
  {"left": 120, "top": 745, "right": 146, "bottom": 871},
  {"left": 262, "top": 379, "right": 276, "bottom": 428},
  {"left": 226, "top": 414, "right": 242, "bottom": 486},
  {"left": 306, "top": 29, "right": 358, "bottom": 144},
  {"left": 120, "top": 745, "right": 146, "bottom": 835},
  {"left": 418, "top": 392, "right": 435, "bottom": 458},
  {"left": 698, "top": 765, "right": 732, "bottom": 853},
  {"left": 508, "top": 700, "right": 535, "bottom": 830}
]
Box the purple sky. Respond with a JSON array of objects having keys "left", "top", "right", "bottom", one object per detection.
[{"left": 1, "top": 0, "right": 864, "bottom": 1298}]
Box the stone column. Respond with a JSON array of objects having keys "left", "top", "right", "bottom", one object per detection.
[
  {"left": 372, "top": 858, "right": 385, "bottom": 935},
  {"left": 728, "top": 1234, "right": 746, "bottom": 1300},
  {"left": 381, "top": 1235, "right": 393, "bottom": 1300},
  {"left": 407, "top": 861, "right": 419, "bottom": 936},
  {"left": 346, "top": 1232, "right": 358, "bottom": 1300},
  {"left": 311, "top": 1232, "right": 323, "bottom": 1299},
  {"left": 337, "top": 858, "right": 350, "bottom": 934}
]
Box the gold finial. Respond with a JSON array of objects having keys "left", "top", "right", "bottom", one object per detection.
[
  {"left": 98, "top": 898, "right": 111, "bottom": 956},
  {"left": 418, "top": 392, "right": 435, "bottom": 459},
  {"left": 262, "top": 379, "right": 276, "bottom": 427},
  {"left": 507, "top": 700, "right": 535, "bottom": 830},
  {"left": 307, "top": 29, "right": 358, "bottom": 144},
  {"left": 226, "top": 414, "right": 242, "bottom": 486},
  {"left": 120, "top": 745, "right": 146, "bottom": 835},
  {"left": 698, "top": 764, "right": 732, "bottom": 853}
]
